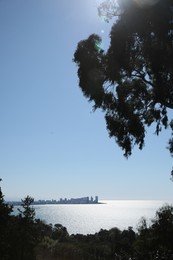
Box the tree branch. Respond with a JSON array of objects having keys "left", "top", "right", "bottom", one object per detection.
[{"left": 131, "top": 71, "right": 154, "bottom": 88}]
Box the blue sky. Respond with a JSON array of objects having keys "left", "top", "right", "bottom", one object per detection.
[{"left": 0, "top": 0, "right": 173, "bottom": 201}]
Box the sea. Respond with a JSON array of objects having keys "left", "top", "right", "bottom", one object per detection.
[{"left": 13, "top": 200, "right": 172, "bottom": 235}]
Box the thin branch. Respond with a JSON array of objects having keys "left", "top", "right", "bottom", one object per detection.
[{"left": 132, "top": 71, "right": 155, "bottom": 87}]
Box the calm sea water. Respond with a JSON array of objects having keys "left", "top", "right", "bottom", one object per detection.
[{"left": 14, "top": 200, "right": 172, "bottom": 235}]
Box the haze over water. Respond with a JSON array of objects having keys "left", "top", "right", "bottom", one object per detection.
[{"left": 15, "top": 200, "right": 172, "bottom": 235}]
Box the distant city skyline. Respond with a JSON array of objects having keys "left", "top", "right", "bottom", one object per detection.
[
  {"left": 9, "top": 195, "right": 99, "bottom": 205},
  {"left": 0, "top": 0, "right": 173, "bottom": 201}
]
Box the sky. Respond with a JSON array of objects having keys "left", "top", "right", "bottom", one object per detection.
[{"left": 0, "top": 0, "right": 173, "bottom": 201}]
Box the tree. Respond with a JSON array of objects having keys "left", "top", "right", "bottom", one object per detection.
[
  {"left": 135, "top": 205, "right": 173, "bottom": 259},
  {"left": 151, "top": 204, "right": 173, "bottom": 250},
  {"left": 52, "top": 223, "right": 69, "bottom": 242},
  {"left": 17, "top": 196, "right": 37, "bottom": 260},
  {"left": 18, "top": 195, "right": 35, "bottom": 221},
  {"left": 73, "top": 0, "right": 173, "bottom": 174},
  {"left": 0, "top": 179, "right": 13, "bottom": 260}
]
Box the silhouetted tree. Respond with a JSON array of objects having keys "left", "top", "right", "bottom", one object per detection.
[
  {"left": 74, "top": 0, "right": 173, "bottom": 175},
  {"left": 134, "top": 205, "right": 173, "bottom": 259},
  {"left": 0, "top": 180, "right": 13, "bottom": 260},
  {"left": 52, "top": 223, "right": 69, "bottom": 242},
  {"left": 17, "top": 196, "right": 37, "bottom": 260},
  {"left": 151, "top": 204, "right": 173, "bottom": 250},
  {"left": 18, "top": 195, "right": 35, "bottom": 221}
]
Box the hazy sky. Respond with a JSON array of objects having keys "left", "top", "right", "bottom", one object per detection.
[{"left": 1, "top": 0, "right": 173, "bottom": 201}]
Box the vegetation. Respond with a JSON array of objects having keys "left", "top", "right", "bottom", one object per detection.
[
  {"left": 0, "top": 183, "right": 173, "bottom": 260},
  {"left": 73, "top": 0, "right": 173, "bottom": 176}
]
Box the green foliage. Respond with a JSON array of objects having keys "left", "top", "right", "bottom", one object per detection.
[
  {"left": 0, "top": 182, "right": 13, "bottom": 260},
  {"left": 74, "top": 0, "right": 173, "bottom": 170},
  {"left": 18, "top": 195, "right": 35, "bottom": 221},
  {"left": 135, "top": 205, "right": 173, "bottom": 259},
  {"left": 11, "top": 196, "right": 38, "bottom": 260},
  {"left": 52, "top": 223, "right": 69, "bottom": 242},
  {"left": 151, "top": 204, "right": 173, "bottom": 250},
  {"left": 0, "top": 190, "right": 41, "bottom": 260}
]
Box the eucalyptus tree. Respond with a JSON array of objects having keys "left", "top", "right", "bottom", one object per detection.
[{"left": 74, "top": 0, "right": 173, "bottom": 176}]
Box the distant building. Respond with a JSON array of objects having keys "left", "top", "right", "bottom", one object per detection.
[{"left": 95, "top": 196, "right": 98, "bottom": 203}]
